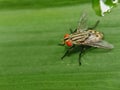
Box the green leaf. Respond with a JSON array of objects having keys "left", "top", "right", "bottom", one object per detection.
[
  {"left": 0, "top": 1, "right": 119, "bottom": 90},
  {"left": 92, "top": 0, "right": 118, "bottom": 16}
]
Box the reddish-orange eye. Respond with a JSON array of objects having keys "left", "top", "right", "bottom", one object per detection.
[
  {"left": 65, "top": 40, "right": 73, "bottom": 47},
  {"left": 64, "top": 34, "right": 70, "bottom": 38}
]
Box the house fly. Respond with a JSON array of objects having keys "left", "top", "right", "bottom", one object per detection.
[{"left": 59, "top": 13, "right": 114, "bottom": 65}]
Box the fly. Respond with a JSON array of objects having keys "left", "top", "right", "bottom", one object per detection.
[{"left": 59, "top": 13, "right": 114, "bottom": 65}]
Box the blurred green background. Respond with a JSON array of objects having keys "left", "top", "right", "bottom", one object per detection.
[
  {"left": 0, "top": 0, "right": 120, "bottom": 90},
  {"left": 0, "top": 0, "right": 90, "bottom": 9}
]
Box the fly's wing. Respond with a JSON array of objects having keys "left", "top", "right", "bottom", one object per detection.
[
  {"left": 87, "top": 40, "right": 114, "bottom": 49},
  {"left": 77, "top": 13, "right": 88, "bottom": 32}
]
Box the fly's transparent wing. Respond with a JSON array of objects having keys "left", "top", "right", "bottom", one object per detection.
[
  {"left": 77, "top": 13, "right": 88, "bottom": 32},
  {"left": 87, "top": 40, "right": 114, "bottom": 49}
]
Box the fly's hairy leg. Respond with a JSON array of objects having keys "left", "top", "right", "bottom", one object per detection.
[
  {"left": 78, "top": 46, "right": 91, "bottom": 65},
  {"left": 58, "top": 43, "right": 65, "bottom": 46},
  {"left": 73, "top": 29, "right": 77, "bottom": 33},
  {"left": 69, "top": 28, "right": 73, "bottom": 33},
  {"left": 88, "top": 20, "right": 100, "bottom": 30},
  {"left": 70, "top": 28, "right": 77, "bottom": 33},
  {"left": 61, "top": 45, "right": 75, "bottom": 60},
  {"left": 79, "top": 47, "right": 84, "bottom": 65}
]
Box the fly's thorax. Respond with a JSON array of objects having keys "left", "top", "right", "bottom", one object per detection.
[{"left": 70, "top": 31, "right": 89, "bottom": 45}]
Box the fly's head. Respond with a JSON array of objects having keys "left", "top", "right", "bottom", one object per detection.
[{"left": 64, "top": 34, "right": 73, "bottom": 47}]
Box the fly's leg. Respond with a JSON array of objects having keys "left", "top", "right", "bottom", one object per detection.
[
  {"left": 58, "top": 43, "right": 65, "bottom": 46},
  {"left": 61, "top": 50, "right": 69, "bottom": 60},
  {"left": 78, "top": 46, "right": 84, "bottom": 65},
  {"left": 92, "top": 20, "right": 100, "bottom": 29},
  {"left": 78, "top": 46, "right": 91, "bottom": 65},
  {"left": 73, "top": 29, "right": 77, "bottom": 33},
  {"left": 88, "top": 20, "right": 100, "bottom": 30},
  {"left": 61, "top": 45, "right": 75, "bottom": 60},
  {"left": 70, "top": 28, "right": 73, "bottom": 33},
  {"left": 70, "top": 28, "right": 77, "bottom": 33}
]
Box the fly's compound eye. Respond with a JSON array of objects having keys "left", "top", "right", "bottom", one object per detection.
[
  {"left": 65, "top": 40, "right": 73, "bottom": 47},
  {"left": 64, "top": 34, "right": 70, "bottom": 39}
]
